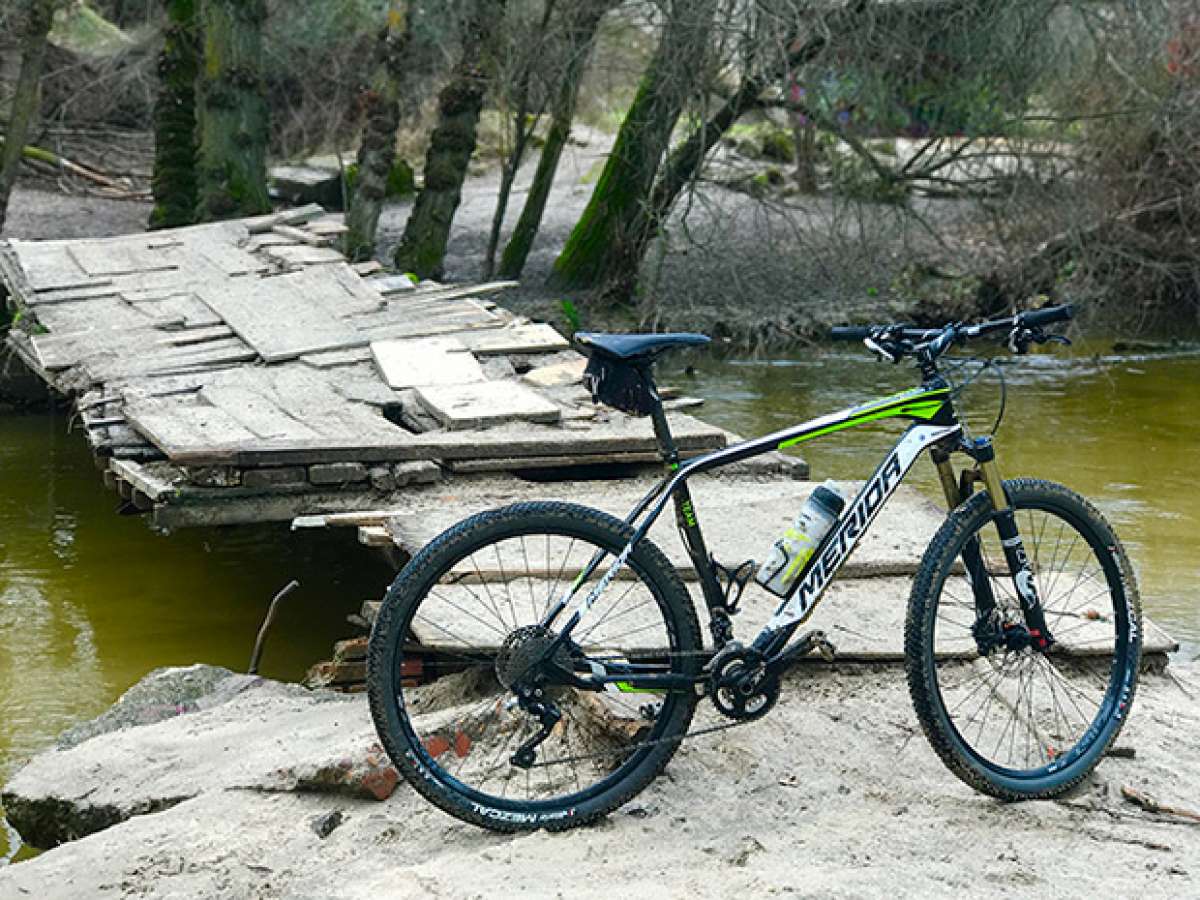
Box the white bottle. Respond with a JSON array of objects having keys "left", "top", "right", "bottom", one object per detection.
[{"left": 756, "top": 481, "right": 847, "bottom": 596}]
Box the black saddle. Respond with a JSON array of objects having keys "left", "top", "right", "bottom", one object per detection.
[
  {"left": 575, "top": 332, "right": 710, "bottom": 417},
  {"left": 575, "top": 332, "right": 711, "bottom": 361}
]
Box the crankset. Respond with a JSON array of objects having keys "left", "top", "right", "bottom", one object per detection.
[{"left": 708, "top": 643, "right": 780, "bottom": 721}]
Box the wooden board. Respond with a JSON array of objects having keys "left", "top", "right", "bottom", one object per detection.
[
  {"left": 197, "top": 268, "right": 363, "bottom": 363},
  {"left": 414, "top": 380, "right": 563, "bottom": 430},
  {"left": 462, "top": 323, "right": 568, "bottom": 356},
  {"left": 522, "top": 358, "right": 586, "bottom": 388},
  {"left": 370, "top": 337, "right": 484, "bottom": 389}
]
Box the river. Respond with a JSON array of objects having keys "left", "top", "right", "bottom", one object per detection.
[{"left": 1, "top": 342, "right": 1197, "bottom": 863}]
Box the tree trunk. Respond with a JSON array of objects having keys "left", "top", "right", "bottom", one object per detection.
[
  {"left": 497, "top": 0, "right": 612, "bottom": 280},
  {"left": 0, "top": 0, "right": 56, "bottom": 234},
  {"left": 394, "top": 0, "right": 506, "bottom": 280},
  {"left": 195, "top": 0, "right": 271, "bottom": 221},
  {"left": 149, "top": 0, "right": 200, "bottom": 230},
  {"left": 547, "top": 0, "right": 718, "bottom": 299},
  {"left": 343, "top": 1, "right": 411, "bottom": 262}
]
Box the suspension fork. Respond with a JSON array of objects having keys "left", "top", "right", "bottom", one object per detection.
[
  {"left": 971, "top": 438, "right": 1054, "bottom": 650},
  {"left": 932, "top": 445, "right": 999, "bottom": 629}
]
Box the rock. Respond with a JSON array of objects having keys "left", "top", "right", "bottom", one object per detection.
[
  {"left": 368, "top": 465, "right": 396, "bottom": 492},
  {"left": 269, "top": 165, "right": 344, "bottom": 210},
  {"left": 242, "top": 466, "right": 309, "bottom": 490},
  {"left": 1, "top": 667, "right": 388, "bottom": 849},
  {"left": 309, "top": 462, "right": 369, "bottom": 486},
  {"left": 54, "top": 664, "right": 261, "bottom": 751},
  {"left": 310, "top": 809, "right": 345, "bottom": 839}
]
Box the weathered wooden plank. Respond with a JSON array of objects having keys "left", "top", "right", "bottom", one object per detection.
[
  {"left": 6, "top": 240, "right": 97, "bottom": 291},
  {"left": 161, "top": 412, "right": 725, "bottom": 467},
  {"left": 199, "top": 384, "right": 323, "bottom": 441},
  {"left": 262, "top": 245, "right": 346, "bottom": 267},
  {"left": 445, "top": 449, "right": 695, "bottom": 473},
  {"left": 414, "top": 380, "right": 563, "bottom": 430},
  {"left": 459, "top": 323, "right": 568, "bottom": 356},
  {"left": 522, "top": 358, "right": 586, "bottom": 388},
  {"left": 125, "top": 397, "right": 263, "bottom": 453},
  {"left": 272, "top": 224, "right": 333, "bottom": 247},
  {"left": 243, "top": 203, "right": 326, "bottom": 234},
  {"left": 370, "top": 337, "right": 485, "bottom": 390},
  {"left": 196, "top": 268, "right": 361, "bottom": 363},
  {"left": 109, "top": 459, "right": 179, "bottom": 502}
]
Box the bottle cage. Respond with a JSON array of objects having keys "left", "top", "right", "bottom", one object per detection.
[{"left": 582, "top": 354, "right": 658, "bottom": 417}]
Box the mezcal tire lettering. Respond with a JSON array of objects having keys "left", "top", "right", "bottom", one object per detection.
[
  {"left": 367, "top": 501, "right": 702, "bottom": 832},
  {"left": 904, "top": 478, "right": 1142, "bottom": 800}
]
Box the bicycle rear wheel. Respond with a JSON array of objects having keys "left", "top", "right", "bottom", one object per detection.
[
  {"left": 368, "top": 501, "right": 702, "bottom": 831},
  {"left": 906, "top": 478, "right": 1141, "bottom": 799}
]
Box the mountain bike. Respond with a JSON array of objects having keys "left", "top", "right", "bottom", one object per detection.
[{"left": 367, "top": 305, "right": 1142, "bottom": 832}]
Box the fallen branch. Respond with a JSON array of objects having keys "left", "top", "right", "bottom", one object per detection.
[
  {"left": 0, "top": 137, "right": 134, "bottom": 193},
  {"left": 1121, "top": 785, "right": 1200, "bottom": 824}
]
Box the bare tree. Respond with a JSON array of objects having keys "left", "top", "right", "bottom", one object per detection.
[
  {"left": 149, "top": 0, "right": 200, "bottom": 230},
  {"left": 394, "top": 0, "right": 508, "bottom": 279},
  {"left": 195, "top": 0, "right": 271, "bottom": 220},
  {"left": 343, "top": 0, "right": 412, "bottom": 261},
  {"left": 548, "top": 0, "right": 720, "bottom": 298},
  {"left": 497, "top": 0, "right": 618, "bottom": 279},
  {"left": 0, "top": 0, "right": 58, "bottom": 233}
]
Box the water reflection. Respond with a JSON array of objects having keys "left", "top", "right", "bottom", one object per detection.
[{"left": 0, "top": 409, "right": 396, "bottom": 863}]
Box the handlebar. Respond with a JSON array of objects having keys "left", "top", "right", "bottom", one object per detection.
[{"left": 829, "top": 305, "right": 1073, "bottom": 365}]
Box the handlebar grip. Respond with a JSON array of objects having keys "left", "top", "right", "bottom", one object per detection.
[
  {"left": 830, "top": 326, "right": 871, "bottom": 341},
  {"left": 1020, "top": 304, "right": 1074, "bottom": 328}
]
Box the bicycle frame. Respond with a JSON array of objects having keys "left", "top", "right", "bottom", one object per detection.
[{"left": 543, "top": 379, "right": 979, "bottom": 691}]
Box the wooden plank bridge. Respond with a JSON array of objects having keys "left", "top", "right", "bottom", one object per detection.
[{"left": 0, "top": 206, "right": 771, "bottom": 529}]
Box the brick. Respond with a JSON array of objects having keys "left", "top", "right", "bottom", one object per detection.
[
  {"left": 187, "top": 466, "right": 242, "bottom": 488},
  {"left": 309, "top": 462, "right": 369, "bottom": 485},
  {"left": 242, "top": 466, "right": 308, "bottom": 489},
  {"left": 368, "top": 465, "right": 396, "bottom": 492}
]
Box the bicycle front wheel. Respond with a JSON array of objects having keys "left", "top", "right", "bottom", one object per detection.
[
  {"left": 906, "top": 478, "right": 1142, "bottom": 799},
  {"left": 368, "top": 501, "right": 702, "bottom": 831}
]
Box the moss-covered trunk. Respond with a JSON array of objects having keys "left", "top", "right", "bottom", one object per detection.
[
  {"left": 497, "top": 0, "right": 612, "bottom": 280},
  {"left": 149, "top": 0, "right": 200, "bottom": 230},
  {"left": 547, "top": 0, "right": 718, "bottom": 300},
  {"left": 343, "top": 1, "right": 411, "bottom": 262},
  {"left": 0, "top": 0, "right": 56, "bottom": 234},
  {"left": 195, "top": 0, "right": 271, "bottom": 221},
  {"left": 394, "top": 0, "right": 506, "bottom": 280}
]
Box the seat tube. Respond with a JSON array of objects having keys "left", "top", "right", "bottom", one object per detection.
[{"left": 649, "top": 397, "right": 727, "bottom": 620}]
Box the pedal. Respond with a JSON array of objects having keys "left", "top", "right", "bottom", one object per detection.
[
  {"left": 815, "top": 635, "right": 837, "bottom": 662},
  {"left": 711, "top": 556, "right": 756, "bottom": 615}
]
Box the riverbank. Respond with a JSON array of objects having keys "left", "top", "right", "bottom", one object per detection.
[{"left": 2, "top": 660, "right": 1198, "bottom": 898}]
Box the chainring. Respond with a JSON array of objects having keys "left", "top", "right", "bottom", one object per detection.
[{"left": 708, "top": 644, "right": 780, "bottom": 721}]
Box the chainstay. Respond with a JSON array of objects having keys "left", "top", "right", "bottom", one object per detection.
[{"left": 524, "top": 713, "right": 756, "bottom": 769}]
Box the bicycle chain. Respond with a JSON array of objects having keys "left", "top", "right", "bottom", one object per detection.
[{"left": 524, "top": 712, "right": 756, "bottom": 769}]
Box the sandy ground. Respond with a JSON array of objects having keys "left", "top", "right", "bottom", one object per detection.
[{"left": 1, "top": 660, "right": 1198, "bottom": 899}]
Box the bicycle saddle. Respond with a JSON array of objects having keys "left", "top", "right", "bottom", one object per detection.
[{"left": 575, "top": 331, "right": 711, "bottom": 361}]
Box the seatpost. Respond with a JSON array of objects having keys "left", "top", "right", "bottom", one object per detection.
[{"left": 645, "top": 369, "right": 680, "bottom": 469}]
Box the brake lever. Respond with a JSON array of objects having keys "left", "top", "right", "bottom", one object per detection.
[{"left": 864, "top": 336, "right": 898, "bottom": 363}]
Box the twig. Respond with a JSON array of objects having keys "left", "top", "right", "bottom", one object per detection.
[{"left": 1120, "top": 786, "right": 1200, "bottom": 825}]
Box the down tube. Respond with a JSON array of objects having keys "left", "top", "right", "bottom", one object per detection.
[{"left": 757, "top": 423, "right": 962, "bottom": 639}]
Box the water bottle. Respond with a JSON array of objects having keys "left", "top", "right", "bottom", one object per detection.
[{"left": 756, "top": 481, "right": 847, "bottom": 596}]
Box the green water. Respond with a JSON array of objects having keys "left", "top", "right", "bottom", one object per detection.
[
  {"left": 668, "top": 345, "right": 1200, "bottom": 660},
  {"left": 0, "top": 410, "right": 394, "bottom": 864}
]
